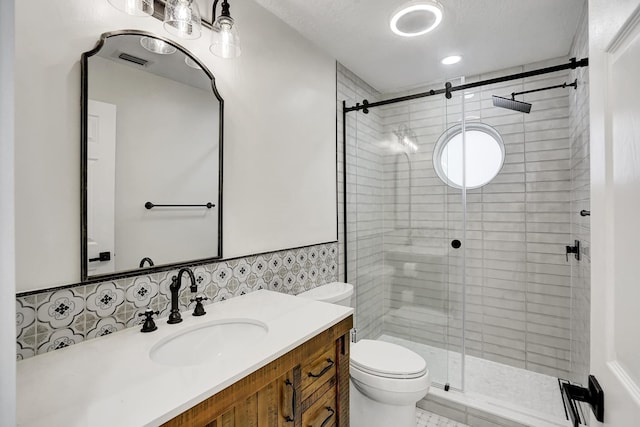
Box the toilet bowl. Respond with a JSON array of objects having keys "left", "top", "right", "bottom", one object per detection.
[
  {"left": 296, "top": 282, "right": 430, "bottom": 427},
  {"left": 350, "top": 339, "right": 430, "bottom": 427}
]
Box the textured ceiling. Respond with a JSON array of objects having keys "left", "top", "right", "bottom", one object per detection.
[{"left": 254, "top": 0, "right": 586, "bottom": 93}]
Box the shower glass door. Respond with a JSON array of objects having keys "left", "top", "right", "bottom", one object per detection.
[
  {"left": 439, "top": 82, "right": 467, "bottom": 391},
  {"left": 344, "top": 84, "right": 466, "bottom": 391}
]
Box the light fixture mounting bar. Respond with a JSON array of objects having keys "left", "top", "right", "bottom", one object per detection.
[{"left": 151, "top": 0, "right": 213, "bottom": 29}]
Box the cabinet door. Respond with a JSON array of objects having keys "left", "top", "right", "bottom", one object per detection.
[
  {"left": 188, "top": 369, "right": 299, "bottom": 427},
  {"left": 277, "top": 368, "right": 299, "bottom": 427}
]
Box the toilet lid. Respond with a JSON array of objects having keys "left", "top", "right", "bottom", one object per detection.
[
  {"left": 350, "top": 339, "right": 427, "bottom": 379},
  {"left": 297, "top": 282, "right": 353, "bottom": 303}
]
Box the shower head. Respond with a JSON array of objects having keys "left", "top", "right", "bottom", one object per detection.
[
  {"left": 492, "top": 79, "right": 578, "bottom": 114},
  {"left": 492, "top": 95, "right": 532, "bottom": 114},
  {"left": 393, "top": 124, "right": 418, "bottom": 153}
]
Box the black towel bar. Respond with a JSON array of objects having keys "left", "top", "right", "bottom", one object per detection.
[{"left": 145, "top": 202, "right": 214, "bottom": 209}]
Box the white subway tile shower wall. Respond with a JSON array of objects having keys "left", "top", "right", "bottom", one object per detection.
[
  {"left": 339, "top": 57, "right": 582, "bottom": 380},
  {"left": 568, "top": 11, "right": 590, "bottom": 386},
  {"left": 15, "top": 242, "right": 338, "bottom": 360}
]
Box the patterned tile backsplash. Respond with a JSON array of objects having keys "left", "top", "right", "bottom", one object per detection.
[{"left": 16, "top": 242, "right": 338, "bottom": 360}]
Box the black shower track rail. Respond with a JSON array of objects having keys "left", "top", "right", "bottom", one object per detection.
[
  {"left": 344, "top": 57, "right": 588, "bottom": 113},
  {"left": 340, "top": 56, "right": 589, "bottom": 282}
]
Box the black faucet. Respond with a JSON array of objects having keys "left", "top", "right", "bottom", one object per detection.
[
  {"left": 139, "top": 257, "right": 154, "bottom": 268},
  {"left": 167, "top": 267, "right": 198, "bottom": 324}
]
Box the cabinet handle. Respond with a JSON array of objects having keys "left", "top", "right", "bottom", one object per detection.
[
  {"left": 308, "top": 358, "right": 335, "bottom": 378},
  {"left": 311, "top": 406, "right": 335, "bottom": 427},
  {"left": 283, "top": 379, "right": 296, "bottom": 423}
]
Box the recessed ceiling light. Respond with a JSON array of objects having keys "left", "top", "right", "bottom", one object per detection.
[
  {"left": 441, "top": 55, "right": 461, "bottom": 65},
  {"left": 390, "top": 1, "right": 444, "bottom": 38}
]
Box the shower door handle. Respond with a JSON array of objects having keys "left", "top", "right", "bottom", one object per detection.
[{"left": 451, "top": 239, "right": 462, "bottom": 249}]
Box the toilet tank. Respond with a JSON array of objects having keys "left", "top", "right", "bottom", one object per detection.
[{"left": 296, "top": 282, "right": 354, "bottom": 307}]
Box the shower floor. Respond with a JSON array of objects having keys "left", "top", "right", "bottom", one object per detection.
[{"left": 378, "top": 334, "right": 568, "bottom": 423}]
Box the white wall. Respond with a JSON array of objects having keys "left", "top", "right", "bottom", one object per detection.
[
  {"left": 89, "top": 56, "right": 219, "bottom": 271},
  {"left": 15, "top": 0, "right": 336, "bottom": 292},
  {"left": 1, "top": 0, "right": 17, "bottom": 423}
]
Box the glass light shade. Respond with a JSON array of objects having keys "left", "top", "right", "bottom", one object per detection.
[
  {"left": 184, "top": 56, "right": 202, "bottom": 69},
  {"left": 209, "top": 16, "right": 241, "bottom": 58},
  {"left": 107, "top": 0, "right": 153, "bottom": 16},
  {"left": 164, "top": 0, "right": 202, "bottom": 40},
  {"left": 140, "top": 37, "right": 177, "bottom": 55}
]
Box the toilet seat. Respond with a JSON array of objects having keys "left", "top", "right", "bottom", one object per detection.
[{"left": 350, "top": 339, "right": 427, "bottom": 379}]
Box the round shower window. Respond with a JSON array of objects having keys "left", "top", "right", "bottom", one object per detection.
[{"left": 433, "top": 122, "right": 505, "bottom": 189}]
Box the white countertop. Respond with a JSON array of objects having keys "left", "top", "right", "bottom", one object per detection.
[{"left": 17, "top": 290, "right": 353, "bottom": 427}]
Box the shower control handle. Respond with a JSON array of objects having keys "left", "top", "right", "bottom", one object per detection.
[
  {"left": 451, "top": 239, "right": 462, "bottom": 249},
  {"left": 566, "top": 240, "right": 581, "bottom": 261}
]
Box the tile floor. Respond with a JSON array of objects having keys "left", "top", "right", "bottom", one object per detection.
[{"left": 416, "top": 408, "right": 469, "bottom": 427}]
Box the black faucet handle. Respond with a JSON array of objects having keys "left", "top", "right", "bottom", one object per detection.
[
  {"left": 139, "top": 309, "right": 160, "bottom": 333},
  {"left": 190, "top": 295, "right": 209, "bottom": 317}
]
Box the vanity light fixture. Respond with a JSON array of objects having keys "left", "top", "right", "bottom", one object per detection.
[
  {"left": 390, "top": 1, "right": 444, "bottom": 37},
  {"left": 209, "top": 0, "right": 241, "bottom": 58},
  {"left": 107, "top": 0, "right": 242, "bottom": 58},
  {"left": 108, "top": 0, "right": 154, "bottom": 17},
  {"left": 140, "top": 36, "right": 177, "bottom": 54},
  {"left": 441, "top": 55, "right": 462, "bottom": 65},
  {"left": 164, "top": 0, "right": 202, "bottom": 40}
]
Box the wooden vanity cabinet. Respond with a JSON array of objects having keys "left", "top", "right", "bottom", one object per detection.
[{"left": 162, "top": 316, "right": 352, "bottom": 427}]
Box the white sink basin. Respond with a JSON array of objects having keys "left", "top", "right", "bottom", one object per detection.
[{"left": 150, "top": 318, "right": 269, "bottom": 367}]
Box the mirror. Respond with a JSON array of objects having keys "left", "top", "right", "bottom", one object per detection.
[{"left": 81, "top": 30, "right": 223, "bottom": 281}]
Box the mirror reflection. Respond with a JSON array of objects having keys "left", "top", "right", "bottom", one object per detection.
[{"left": 82, "top": 31, "right": 223, "bottom": 281}]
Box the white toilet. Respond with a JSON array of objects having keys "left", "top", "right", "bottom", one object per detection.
[{"left": 297, "top": 282, "right": 431, "bottom": 427}]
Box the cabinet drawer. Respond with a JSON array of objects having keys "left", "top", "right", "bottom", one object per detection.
[
  {"left": 301, "top": 347, "right": 336, "bottom": 400},
  {"left": 302, "top": 388, "right": 336, "bottom": 427}
]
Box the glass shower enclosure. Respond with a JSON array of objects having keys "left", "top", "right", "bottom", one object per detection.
[{"left": 341, "top": 57, "right": 589, "bottom": 422}]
